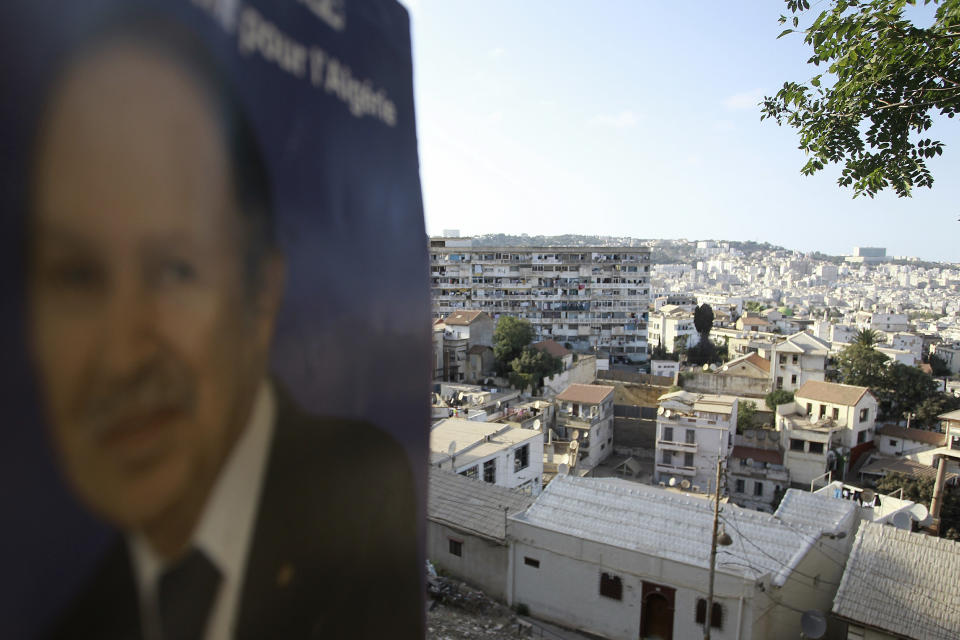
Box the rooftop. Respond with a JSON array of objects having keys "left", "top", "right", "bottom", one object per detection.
[
  {"left": 556, "top": 383, "right": 613, "bottom": 405},
  {"left": 730, "top": 446, "right": 783, "bottom": 466},
  {"left": 443, "top": 310, "right": 490, "bottom": 326},
  {"left": 427, "top": 468, "right": 535, "bottom": 542},
  {"left": 511, "top": 475, "right": 827, "bottom": 585},
  {"left": 860, "top": 456, "right": 958, "bottom": 484},
  {"left": 530, "top": 339, "right": 572, "bottom": 359},
  {"left": 833, "top": 521, "right": 960, "bottom": 640},
  {"left": 876, "top": 424, "right": 946, "bottom": 447},
  {"left": 430, "top": 419, "right": 540, "bottom": 467},
  {"left": 774, "top": 488, "right": 857, "bottom": 535},
  {"left": 796, "top": 380, "right": 871, "bottom": 407}
]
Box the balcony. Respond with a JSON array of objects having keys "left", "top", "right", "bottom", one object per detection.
[
  {"left": 659, "top": 439, "right": 697, "bottom": 452},
  {"left": 655, "top": 463, "right": 696, "bottom": 477}
]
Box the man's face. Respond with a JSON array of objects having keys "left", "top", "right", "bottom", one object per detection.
[{"left": 28, "top": 43, "right": 279, "bottom": 533}]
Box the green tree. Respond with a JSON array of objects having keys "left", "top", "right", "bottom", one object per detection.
[
  {"left": 744, "top": 301, "right": 766, "bottom": 314},
  {"left": 836, "top": 342, "right": 890, "bottom": 388},
  {"left": 876, "top": 362, "right": 940, "bottom": 419},
  {"left": 508, "top": 347, "right": 562, "bottom": 391},
  {"left": 765, "top": 389, "right": 796, "bottom": 411},
  {"left": 916, "top": 392, "right": 960, "bottom": 426},
  {"left": 930, "top": 353, "right": 952, "bottom": 376},
  {"left": 875, "top": 472, "right": 960, "bottom": 538},
  {"left": 738, "top": 402, "right": 758, "bottom": 433},
  {"left": 492, "top": 316, "right": 535, "bottom": 372},
  {"left": 762, "top": 0, "right": 960, "bottom": 198},
  {"left": 854, "top": 328, "right": 880, "bottom": 347}
]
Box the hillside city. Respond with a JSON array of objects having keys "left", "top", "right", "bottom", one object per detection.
[{"left": 426, "top": 233, "right": 960, "bottom": 640}]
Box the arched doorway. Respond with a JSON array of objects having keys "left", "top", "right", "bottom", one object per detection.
[{"left": 640, "top": 581, "right": 675, "bottom": 640}]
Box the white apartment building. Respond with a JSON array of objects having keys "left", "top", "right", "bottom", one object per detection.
[
  {"left": 654, "top": 391, "right": 738, "bottom": 492},
  {"left": 647, "top": 305, "right": 696, "bottom": 354},
  {"left": 554, "top": 384, "right": 615, "bottom": 468},
  {"left": 768, "top": 331, "right": 830, "bottom": 392},
  {"left": 776, "top": 381, "right": 878, "bottom": 487},
  {"left": 430, "top": 418, "right": 544, "bottom": 495},
  {"left": 727, "top": 430, "right": 789, "bottom": 513},
  {"left": 932, "top": 342, "right": 960, "bottom": 374},
  {"left": 429, "top": 238, "right": 650, "bottom": 362}
]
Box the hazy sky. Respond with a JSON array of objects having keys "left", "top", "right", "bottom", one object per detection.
[{"left": 401, "top": 1, "right": 959, "bottom": 263}]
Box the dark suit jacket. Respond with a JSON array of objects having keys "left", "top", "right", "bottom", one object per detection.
[{"left": 45, "top": 388, "right": 423, "bottom": 639}]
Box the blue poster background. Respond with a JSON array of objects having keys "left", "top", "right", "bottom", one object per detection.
[{"left": 0, "top": 1, "right": 429, "bottom": 636}]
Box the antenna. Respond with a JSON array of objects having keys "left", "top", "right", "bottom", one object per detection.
[{"left": 800, "top": 610, "right": 827, "bottom": 639}]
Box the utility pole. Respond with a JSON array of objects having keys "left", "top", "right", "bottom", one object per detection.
[{"left": 704, "top": 454, "right": 723, "bottom": 640}]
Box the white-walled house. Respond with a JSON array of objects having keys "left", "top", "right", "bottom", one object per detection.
[
  {"left": 427, "top": 468, "right": 535, "bottom": 601},
  {"left": 430, "top": 418, "right": 544, "bottom": 495},
  {"left": 776, "top": 381, "right": 878, "bottom": 488},
  {"left": 554, "top": 384, "right": 615, "bottom": 468},
  {"left": 768, "top": 331, "right": 830, "bottom": 392},
  {"left": 507, "top": 476, "right": 856, "bottom": 640},
  {"left": 654, "top": 391, "right": 738, "bottom": 493}
]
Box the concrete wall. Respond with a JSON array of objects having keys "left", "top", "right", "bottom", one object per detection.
[
  {"left": 544, "top": 355, "right": 597, "bottom": 397},
  {"left": 427, "top": 522, "right": 510, "bottom": 600},
  {"left": 613, "top": 417, "right": 657, "bottom": 451},
  {"left": 598, "top": 369, "right": 675, "bottom": 387},
  {"left": 508, "top": 520, "right": 757, "bottom": 640},
  {"left": 681, "top": 372, "right": 770, "bottom": 397}
]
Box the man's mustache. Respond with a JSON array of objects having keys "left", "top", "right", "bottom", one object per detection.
[{"left": 78, "top": 362, "right": 196, "bottom": 437}]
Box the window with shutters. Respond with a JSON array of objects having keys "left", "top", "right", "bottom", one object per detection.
[
  {"left": 695, "top": 599, "right": 722, "bottom": 629},
  {"left": 599, "top": 573, "right": 623, "bottom": 600}
]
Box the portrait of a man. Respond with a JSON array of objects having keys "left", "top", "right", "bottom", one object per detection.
[{"left": 27, "top": 15, "right": 422, "bottom": 640}]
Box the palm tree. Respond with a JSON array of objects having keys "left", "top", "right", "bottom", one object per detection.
[{"left": 854, "top": 328, "right": 879, "bottom": 347}]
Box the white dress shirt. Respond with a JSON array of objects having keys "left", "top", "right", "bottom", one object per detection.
[{"left": 128, "top": 380, "right": 276, "bottom": 640}]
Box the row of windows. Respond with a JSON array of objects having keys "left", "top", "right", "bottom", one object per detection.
[
  {"left": 661, "top": 451, "right": 695, "bottom": 467},
  {"left": 661, "top": 426, "right": 696, "bottom": 444},
  {"left": 734, "top": 479, "right": 769, "bottom": 496},
  {"left": 457, "top": 444, "right": 531, "bottom": 483}
]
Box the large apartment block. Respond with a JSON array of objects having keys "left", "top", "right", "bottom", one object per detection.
[{"left": 430, "top": 237, "right": 651, "bottom": 361}]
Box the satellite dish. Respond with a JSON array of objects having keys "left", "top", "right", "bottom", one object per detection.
[
  {"left": 745, "top": 458, "right": 754, "bottom": 467},
  {"left": 533, "top": 419, "right": 541, "bottom": 430},
  {"left": 669, "top": 477, "right": 677, "bottom": 487},
  {"left": 892, "top": 511, "right": 912, "bottom": 530},
  {"left": 800, "top": 610, "right": 827, "bottom": 639},
  {"left": 664, "top": 410, "right": 672, "bottom": 418},
  {"left": 447, "top": 441, "right": 457, "bottom": 455},
  {"left": 458, "top": 392, "right": 464, "bottom": 401},
  {"left": 722, "top": 365, "right": 729, "bottom": 371},
  {"left": 680, "top": 479, "right": 691, "bottom": 490},
  {"left": 861, "top": 489, "right": 876, "bottom": 504},
  {"left": 496, "top": 400, "right": 502, "bottom": 409},
  {"left": 558, "top": 463, "right": 570, "bottom": 476},
  {"left": 657, "top": 406, "right": 665, "bottom": 415},
  {"left": 572, "top": 430, "right": 580, "bottom": 440},
  {"left": 909, "top": 503, "right": 929, "bottom": 522}
]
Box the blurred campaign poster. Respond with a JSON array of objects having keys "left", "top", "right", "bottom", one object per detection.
[{"left": 1, "top": 1, "right": 428, "bottom": 637}]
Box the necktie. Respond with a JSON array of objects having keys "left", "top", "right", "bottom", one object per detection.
[{"left": 157, "top": 548, "right": 222, "bottom": 640}]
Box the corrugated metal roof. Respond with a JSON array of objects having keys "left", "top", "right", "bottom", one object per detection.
[
  {"left": 428, "top": 468, "right": 535, "bottom": 542},
  {"left": 511, "top": 476, "right": 823, "bottom": 582},
  {"left": 774, "top": 488, "right": 856, "bottom": 533},
  {"left": 833, "top": 521, "right": 960, "bottom": 640}
]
